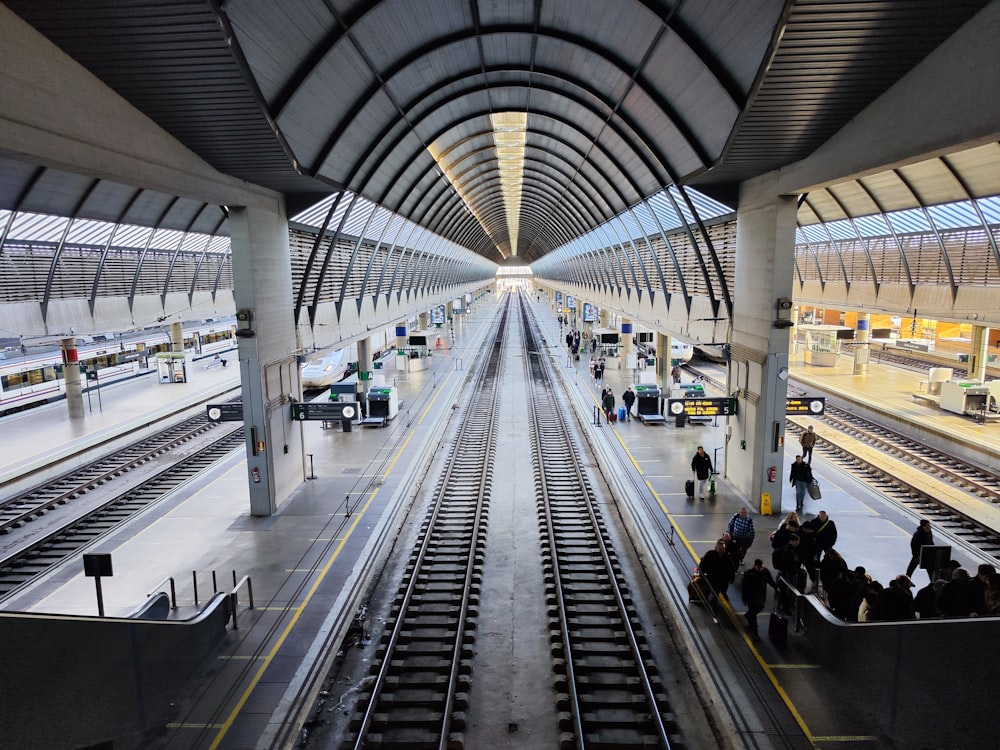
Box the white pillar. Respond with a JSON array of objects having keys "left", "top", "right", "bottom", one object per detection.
[
  {"left": 60, "top": 338, "right": 84, "bottom": 419},
  {"left": 853, "top": 312, "right": 871, "bottom": 375},
  {"left": 729, "top": 173, "right": 798, "bottom": 516},
  {"left": 969, "top": 325, "right": 990, "bottom": 381},
  {"left": 169, "top": 321, "right": 184, "bottom": 353},
  {"left": 229, "top": 202, "right": 305, "bottom": 516}
]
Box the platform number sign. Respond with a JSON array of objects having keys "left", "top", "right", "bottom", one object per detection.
[{"left": 668, "top": 398, "right": 737, "bottom": 417}]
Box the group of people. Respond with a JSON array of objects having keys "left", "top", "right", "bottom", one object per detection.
[
  {"left": 599, "top": 385, "right": 638, "bottom": 423},
  {"left": 693, "top": 507, "right": 758, "bottom": 614},
  {"left": 589, "top": 355, "right": 607, "bottom": 383}
]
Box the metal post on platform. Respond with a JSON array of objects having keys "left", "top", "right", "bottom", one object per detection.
[{"left": 307, "top": 453, "right": 316, "bottom": 480}]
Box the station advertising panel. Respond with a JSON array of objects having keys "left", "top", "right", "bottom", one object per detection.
[
  {"left": 667, "top": 398, "right": 738, "bottom": 417},
  {"left": 582, "top": 302, "right": 597, "bottom": 322},
  {"left": 431, "top": 305, "right": 445, "bottom": 324},
  {"left": 556, "top": 291, "right": 563, "bottom": 306},
  {"left": 786, "top": 397, "right": 826, "bottom": 415},
  {"left": 565, "top": 295, "right": 576, "bottom": 309}
]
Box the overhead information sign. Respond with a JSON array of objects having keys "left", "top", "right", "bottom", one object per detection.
[
  {"left": 206, "top": 403, "right": 243, "bottom": 422},
  {"left": 292, "top": 402, "right": 359, "bottom": 421},
  {"left": 667, "top": 398, "right": 738, "bottom": 417},
  {"left": 786, "top": 397, "right": 826, "bottom": 415}
]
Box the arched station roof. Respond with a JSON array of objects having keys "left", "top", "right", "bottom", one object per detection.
[{"left": 3, "top": 0, "right": 990, "bottom": 271}]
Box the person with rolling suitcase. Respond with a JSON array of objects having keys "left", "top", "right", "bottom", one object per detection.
[{"left": 691, "top": 446, "right": 714, "bottom": 500}]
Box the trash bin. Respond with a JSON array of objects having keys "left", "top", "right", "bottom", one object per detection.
[{"left": 342, "top": 416, "right": 352, "bottom": 432}]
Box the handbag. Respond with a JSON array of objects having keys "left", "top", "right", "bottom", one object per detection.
[{"left": 807, "top": 479, "right": 822, "bottom": 500}]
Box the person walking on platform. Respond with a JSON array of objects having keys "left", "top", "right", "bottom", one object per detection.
[
  {"left": 788, "top": 455, "right": 813, "bottom": 513},
  {"left": 699, "top": 539, "right": 736, "bottom": 610},
  {"left": 799, "top": 425, "right": 818, "bottom": 464},
  {"left": 741, "top": 559, "right": 776, "bottom": 639},
  {"left": 691, "top": 446, "right": 714, "bottom": 500},
  {"left": 726, "top": 507, "right": 756, "bottom": 567},
  {"left": 621, "top": 386, "right": 636, "bottom": 422},
  {"left": 906, "top": 519, "right": 934, "bottom": 579},
  {"left": 602, "top": 389, "right": 616, "bottom": 423},
  {"left": 671, "top": 364, "right": 682, "bottom": 385}
]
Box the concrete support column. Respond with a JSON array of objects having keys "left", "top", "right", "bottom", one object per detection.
[
  {"left": 599, "top": 308, "right": 611, "bottom": 328},
  {"left": 356, "top": 337, "right": 372, "bottom": 405},
  {"left": 395, "top": 324, "right": 407, "bottom": 352},
  {"left": 729, "top": 174, "right": 798, "bottom": 515},
  {"left": 418, "top": 312, "right": 429, "bottom": 330},
  {"left": 657, "top": 332, "right": 671, "bottom": 387},
  {"left": 969, "top": 325, "right": 990, "bottom": 381},
  {"left": 853, "top": 312, "right": 871, "bottom": 375},
  {"left": 229, "top": 202, "right": 305, "bottom": 517},
  {"left": 60, "top": 338, "right": 84, "bottom": 419},
  {"left": 169, "top": 321, "right": 184, "bottom": 353},
  {"left": 621, "top": 319, "right": 633, "bottom": 365}
]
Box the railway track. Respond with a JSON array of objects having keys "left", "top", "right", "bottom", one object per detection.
[
  {"left": 0, "top": 414, "right": 223, "bottom": 536},
  {"left": 0, "top": 424, "right": 245, "bottom": 600},
  {"left": 343, "top": 300, "right": 506, "bottom": 749},
  {"left": 340, "top": 294, "right": 684, "bottom": 749},
  {"left": 685, "top": 361, "right": 1000, "bottom": 562},
  {"left": 521, "top": 299, "right": 679, "bottom": 748}
]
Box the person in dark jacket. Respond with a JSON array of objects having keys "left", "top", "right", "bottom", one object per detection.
[
  {"left": 691, "top": 446, "right": 714, "bottom": 500},
  {"left": 788, "top": 455, "right": 813, "bottom": 513},
  {"left": 621, "top": 386, "right": 636, "bottom": 421},
  {"left": 819, "top": 548, "right": 848, "bottom": 594},
  {"left": 877, "top": 575, "right": 916, "bottom": 620},
  {"left": 602, "top": 389, "right": 616, "bottom": 422},
  {"left": 801, "top": 510, "right": 837, "bottom": 579},
  {"left": 775, "top": 534, "right": 804, "bottom": 611},
  {"left": 699, "top": 539, "right": 736, "bottom": 605},
  {"left": 906, "top": 519, "right": 934, "bottom": 579},
  {"left": 741, "top": 559, "right": 776, "bottom": 638}
]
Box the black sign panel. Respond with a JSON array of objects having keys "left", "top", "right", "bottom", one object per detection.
[
  {"left": 206, "top": 403, "right": 244, "bottom": 422},
  {"left": 786, "top": 397, "right": 826, "bottom": 415},
  {"left": 292, "top": 401, "right": 359, "bottom": 421},
  {"left": 667, "top": 397, "right": 737, "bottom": 417}
]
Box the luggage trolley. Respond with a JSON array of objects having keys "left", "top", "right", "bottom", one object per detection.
[
  {"left": 363, "top": 386, "right": 398, "bottom": 427},
  {"left": 634, "top": 384, "right": 665, "bottom": 424}
]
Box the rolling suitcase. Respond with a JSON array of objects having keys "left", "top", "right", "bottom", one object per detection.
[
  {"left": 618, "top": 406, "right": 627, "bottom": 422},
  {"left": 768, "top": 607, "right": 788, "bottom": 646},
  {"left": 685, "top": 479, "right": 695, "bottom": 498}
]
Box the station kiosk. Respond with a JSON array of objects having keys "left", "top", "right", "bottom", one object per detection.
[
  {"left": 633, "top": 384, "right": 665, "bottom": 424},
  {"left": 363, "top": 386, "right": 399, "bottom": 426},
  {"left": 398, "top": 332, "right": 434, "bottom": 372}
]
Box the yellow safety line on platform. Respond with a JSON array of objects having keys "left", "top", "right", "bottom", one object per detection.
[
  {"left": 419, "top": 369, "right": 454, "bottom": 423},
  {"left": 639, "top": 472, "right": 818, "bottom": 745},
  {"left": 811, "top": 737, "right": 878, "bottom": 742},
  {"left": 208, "top": 430, "right": 416, "bottom": 750},
  {"left": 167, "top": 723, "right": 225, "bottom": 729}
]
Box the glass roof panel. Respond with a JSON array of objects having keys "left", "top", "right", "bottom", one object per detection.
[
  {"left": 8, "top": 212, "right": 68, "bottom": 243},
  {"left": 825, "top": 219, "right": 858, "bottom": 241},
  {"left": 801, "top": 224, "right": 829, "bottom": 244},
  {"left": 927, "top": 201, "right": 980, "bottom": 230},
  {"left": 886, "top": 208, "right": 931, "bottom": 234},
  {"left": 854, "top": 214, "right": 892, "bottom": 237},
  {"left": 66, "top": 218, "right": 114, "bottom": 247},
  {"left": 979, "top": 196, "right": 1000, "bottom": 224}
]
